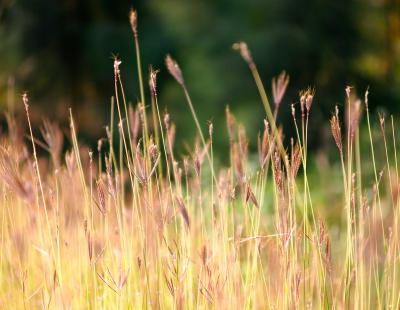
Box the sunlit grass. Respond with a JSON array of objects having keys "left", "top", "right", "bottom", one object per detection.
[{"left": 1, "top": 9, "right": 400, "bottom": 309}]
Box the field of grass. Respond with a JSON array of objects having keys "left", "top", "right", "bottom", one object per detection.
[{"left": 1, "top": 9, "right": 400, "bottom": 309}]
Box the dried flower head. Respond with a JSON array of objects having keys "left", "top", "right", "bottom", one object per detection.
[
  {"left": 97, "top": 139, "right": 102, "bottom": 153},
  {"left": 180, "top": 157, "right": 187, "bottom": 178},
  {"left": 166, "top": 54, "right": 184, "bottom": 85},
  {"left": 291, "top": 104, "right": 296, "bottom": 120},
  {"left": 306, "top": 94, "right": 313, "bottom": 113},
  {"left": 175, "top": 196, "right": 190, "bottom": 230},
  {"left": 330, "top": 106, "right": 343, "bottom": 156},
  {"left": 209, "top": 122, "right": 213, "bottom": 143},
  {"left": 258, "top": 119, "right": 271, "bottom": 171},
  {"left": 345, "top": 86, "right": 352, "bottom": 99},
  {"left": 105, "top": 156, "right": 115, "bottom": 198},
  {"left": 379, "top": 112, "right": 386, "bottom": 139},
  {"left": 164, "top": 113, "right": 170, "bottom": 131},
  {"left": 149, "top": 139, "right": 158, "bottom": 163},
  {"left": 325, "top": 235, "right": 332, "bottom": 276},
  {"left": 129, "top": 105, "right": 140, "bottom": 147},
  {"left": 300, "top": 94, "right": 305, "bottom": 114},
  {"left": 299, "top": 87, "right": 315, "bottom": 115},
  {"left": 194, "top": 146, "right": 201, "bottom": 183},
  {"left": 245, "top": 178, "right": 259, "bottom": 208},
  {"left": 201, "top": 244, "right": 207, "bottom": 266},
  {"left": 95, "top": 179, "right": 107, "bottom": 216},
  {"left": 149, "top": 66, "right": 160, "bottom": 96},
  {"left": 291, "top": 141, "right": 302, "bottom": 178},
  {"left": 22, "top": 92, "right": 29, "bottom": 110},
  {"left": 113, "top": 56, "right": 122, "bottom": 77},
  {"left": 87, "top": 231, "right": 92, "bottom": 262},
  {"left": 272, "top": 71, "right": 289, "bottom": 108},
  {"left": 129, "top": 8, "right": 137, "bottom": 33},
  {"left": 232, "top": 42, "right": 253, "bottom": 65},
  {"left": 273, "top": 151, "right": 285, "bottom": 200},
  {"left": 226, "top": 106, "right": 235, "bottom": 143}
]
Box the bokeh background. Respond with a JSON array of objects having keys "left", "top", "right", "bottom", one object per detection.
[{"left": 1, "top": 0, "right": 399, "bottom": 162}]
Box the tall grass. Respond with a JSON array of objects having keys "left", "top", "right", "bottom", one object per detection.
[{"left": 1, "top": 9, "right": 400, "bottom": 309}]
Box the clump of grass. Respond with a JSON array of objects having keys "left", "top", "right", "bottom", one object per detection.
[{"left": 1, "top": 8, "right": 400, "bottom": 310}]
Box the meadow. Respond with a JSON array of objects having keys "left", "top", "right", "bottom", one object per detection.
[{"left": 1, "top": 9, "right": 399, "bottom": 309}]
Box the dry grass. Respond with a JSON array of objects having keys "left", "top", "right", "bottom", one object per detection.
[{"left": 1, "top": 10, "right": 400, "bottom": 310}]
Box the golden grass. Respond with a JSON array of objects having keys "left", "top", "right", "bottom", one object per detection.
[{"left": 1, "top": 10, "right": 400, "bottom": 309}]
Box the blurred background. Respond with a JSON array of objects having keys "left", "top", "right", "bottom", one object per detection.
[{"left": 0, "top": 0, "right": 399, "bottom": 163}]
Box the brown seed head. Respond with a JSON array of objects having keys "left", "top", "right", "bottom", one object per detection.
[
  {"left": 149, "top": 66, "right": 160, "bottom": 96},
  {"left": 291, "top": 104, "right": 296, "bottom": 120},
  {"left": 175, "top": 196, "right": 190, "bottom": 230},
  {"left": 87, "top": 231, "right": 92, "bottom": 262},
  {"left": 226, "top": 106, "right": 235, "bottom": 142},
  {"left": 318, "top": 216, "right": 325, "bottom": 248},
  {"left": 330, "top": 107, "right": 343, "bottom": 156},
  {"left": 345, "top": 86, "right": 351, "bottom": 99},
  {"left": 166, "top": 54, "right": 184, "bottom": 85},
  {"left": 96, "top": 179, "right": 107, "bottom": 216},
  {"left": 149, "top": 140, "right": 157, "bottom": 163},
  {"left": 306, "top": 94, "right": 313, "bottom": 113},
  {"left": 129, "top": 8, "right": 137, "bottom": 33},
  {"left": 300, "top": 95, "right": 305, "bottom": 114},
  {"left": 325, "top": 235, "right": 332, "bottom": 276},
  {"left": 129, "top": 105, "right": 140, "bottom": 147},
  {"left": 201, "top": 244, "right": 207, "bottom": 266},
  {"left": 22, "top": 92, "right": 29, "bottom": 110},
  {"left": 105, "top": 156, "right": 115, "bottom": 198},
  {"left": 232, "top": 42, "right": 253, "bottom": 65},
  {"left": 194, "top": 147, "right": 201, "bottom": 182},
  {"left": 379, "top": 112, "right": 385, "bottom": 139},
  {"left": 272, "top": 71, "right": 289, "bottom": 107},
  {"left": 113, "top": 58, "right": 121, "bottom": 77},
  {"left": 97, "top": 139, "right": 102, "bottom": 153},
  {"left": 291, "top": 142, "right": 302, "bottom": 179},
  {"left": 164, "top": 114, "right": 170, "bottom": 131}
]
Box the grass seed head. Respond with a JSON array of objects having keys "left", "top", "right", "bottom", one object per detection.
[
  {"left": 113, "top": 57, "right": 121, "bottom": 77},
  {"left": 330, "top": 106, "right": 343, "bottom": 156},
  {"left": 22, "top": 92, "right": 29, "bottom": 110},
  {"left": 150, "top": 66, "right": 160, "bottom": 96},
  {"left": 306, "top": 94, "right": 313, "bottom": 113},
  {"left": 346, "top": 86, "right": 352, "bottom": 99},
  {"left": 226, "top": 106, "right": 235, "bottom": 142},
  {"left": 184, "top": 157, "right": 189, "bottom": 179},
  {"left": 379, "top": 112, "right": 385, "bottom": 138},
  {"left": 149, "top": 139, "right": 157, "bottom": 163},
  {"left": 96, "top": 179, "right": 107, "bottom": 216},
  {"left": 129, "top": 8, "right": 137, "bottom": 33},
  {"left": 164, "top": 113, "right": 170, "bottom": 131},
  {"left": 291, "top": 142, "right": 302, "bottom": 179},
  {"left": 272, "top": 71, "right": 289, "bottom": 108},
  {"left": 166, "top": 54, "right": 184, "bottom": 85},
  {"left": 232, "top": 42, "right": 253, "bottom": 65}
]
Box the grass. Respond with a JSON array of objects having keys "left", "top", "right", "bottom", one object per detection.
[{"left": 1, "top": 9, "right": 400, "bottom": 309}]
